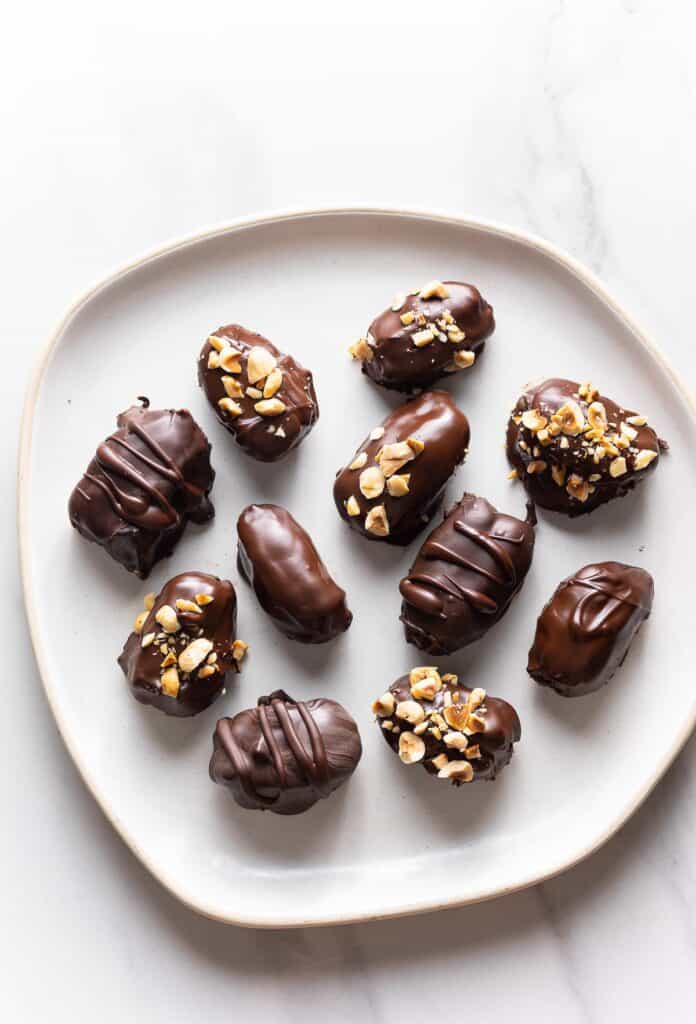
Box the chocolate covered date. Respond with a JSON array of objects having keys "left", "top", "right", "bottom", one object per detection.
[
  {"left": 399, "top": 493, "right": 536, "bottom": 654},
  {"left": 333, "top": 390, "right": 470, "bottom": 545},
  {"left": 506, "top": 378, "right": 664, "bottom": 516},
  {"left": 68, "top": 401, "right": 215, "bottom": 578},
  {"left": 118, "top": 572, "right": 246, "bottom": 717},
  {"left": 210, "top": 690, "right": 362, "bottom": 815},
  {"left": 198, "top": 324, "right": 319, "bottom": 462},
  {"left": 237, "top": 504, "right": 352, "bottom": 644},
  {"left": 349, "top": 279, "right": 494, "bottom": 392},
  {"left": 527, "top": 561, "right": 654, "bottom": 697},
  {"left": 372, "top": 667, "right": 520, "bottom": 785}
]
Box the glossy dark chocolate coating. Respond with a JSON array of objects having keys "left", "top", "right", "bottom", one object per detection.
[
  {"left": 527, "top": 561, "right": 654, "bottom": 697},
  {"left": 400, "top": 494, "right": 536, "bottom": 655},
  {"left": 210, "top": 690, "right": 362, "bottom": 814},
  {"left": 506, "top": 378, "right": 663, "bottom": 516},
  {"left": 333, "top": 390, "right": 470, "bottom": 545},
  {"left": 376, "top": 672, "right": 520, "bottom": 783},
  {"left": 237, "top": 504, "right": 352, "bottom": 644},
  {"left": 68, "top": 403, "right": 215, "bottom": 578},
  {"left": 198, "top": 324, "right": 318, "bottom": 462},
  {"left": 357, "top": 281, "right": 494, "bottom": 392},
  {"left": 118, "top": 572, "right": 239, "bottom": 717}
]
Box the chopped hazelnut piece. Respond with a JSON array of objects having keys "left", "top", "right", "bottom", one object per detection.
[
  {"left": 395, "top": 700, "right": 426, "bottom": 725},
  {"left": 578, "top": 381, "right": 598, "bottom": 401},
  {"left": 263, "top": 368, "right": 283, "bottom": 398},
  {"left": 627, "top": 414, "right": 647, "bottom": 427},
  {"left": 470, "top": 687, "right": 486, "bottom": 708},
  {"left": 218, "top": 397, "right": 242, "bottom": 417},
  {"left": 246, "top": 387, "right": 263, "bottom": 399},
  {"left": 372, "top": 692, "right": 396, "bottom": 717},
  {"left": 609, "top": 456, "right": 628, "bottom": 478},
  {"left": 198, "top": 665, "right": 216, "bottom": 679},
  {"left": 349, "top": 337, "right": 374, "bottom": 361},
  {"left": 431, "top": 753, "right": 449, "bottom": 770},
  {"left": 587, "top": 402, "right": 608, "bottom": 431},
  {"left": 527, "top": 460, "right": 547, "bottom": 474},
  {"left": 410, "top": 666, "right": 440, "bottom": 684},
  {"left": 369, "top": 426, "right": 385, "bottom": 441},
  {"left": 447, "top": 327, "right": 466, "bottom": 344},
  {"left": 381, "top": 720, "right": 394, "bottom": 732},
  {"left": 468, "top": 712, "right": 487, "bottom": 733},
  {"left": 160, "top": 667, "right": 180, "bottom": 698},
  {"left": 207, "top": 351, "right": 221, "bottom": 369},
  {"left": 507, "top": 468, "right": 519, "bottom": 480},
  {"left": 410, "top": 675, "right": 442, "bottom": 701},
  {"left": 443, "top": 731, "right": 469, "bottom": 751},
  {"left": 133, "top": 610, "right": 148, "bottom": 634},
  {"left": 521, "top": 409, "right": 548, "bottom": 432},
  {"left": 551, "top": 465, "right": 566, "bottom": 487},
  {"left": 387, "top": 473, "right": 410, "bottom": 497},
  {"left": 345, "top": 495, "right": 361, "bottom": 516},
  {"left": 437, "top": 760, "right": 474, "bottom": 782},
  {"left": 453, "top": 349, "right": 475, "bottom": 369},
  {"left": 419, "top": 280, "right": 450, "bottom": 300},
  {"left": 398, "top": 731, "right": 426, "bottom": 764},
  {"left": 378, "top": 439, "right": 422, "bottom": 477},
  {"left": 218, "top": 347, "right": 243, "bottom": 373},
  {"left": 465, "top": 745, "right": 482, "bottom": 760},
  {"left": 349, "top": 452, "right": 368, "bottom": 470},
  {"left": 400, "top": 311, "right": 415, "bottom": 326},
  {"left": 552, "top": 400, "right": 585, "bottom": 436},
  {"left": 443, "top": 703, "right": 469, "bottom": 731},
  {"left": 247, "top": 346, "right": 277, "bottom": 385},
  {"left": 222, "top": 375, "right": 243, "bottom": 398},
  {"left": 161, "top": 651, "right": 176, "bottom": 669},
  {"left": 143, "top": 592, "right": 156, "bottom": 611},
  {"left": 391, "top": 293, "right": 406, "bottom": 312},
  {"left": 634, "top": 449, "right": 658, "bottom": 470},
  {"left": 359, "top": 465, "right": 386, "bottom": 499},
  {"left": 365, "top": 505, "right": 389, "bottom": 537},
  {"left": 179, "top": 637, "right": 214, "bottom": 673},
  {"left": 141, "top": 632, "right": 156, "bottom": 649},
  {"left": 620, "top": 421, "right": 638, "bottom": 441},
  {"left": 196, "top": 594, "right": 213, "bottom": 606},
  {"left": 254, "top": 398, "right": 287, "bottom": 416},
  {"left": 412, "top": 328, "right": 435, "bottom": 347},
  {"left": 232, "top": 639, "right": 248, "bottom": 662},
  {"left": 208, "top": 335, "right": 227, "bottom": 352},
  {"left": 155, "top": 605, "right": 180, "bottom": 634},
  {"left": 566, "top": 474, "right": 590, "bottom": 502},
  {"left": 175, "top": 598, "right": 201, "bottom": 614}
]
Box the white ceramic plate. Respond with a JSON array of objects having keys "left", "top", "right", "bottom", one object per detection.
[{"left": 19, "top": 207, "right": 696, "bottom": 928}]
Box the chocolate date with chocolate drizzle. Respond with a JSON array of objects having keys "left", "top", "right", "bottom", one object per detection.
[
  {"left": 237, "top": 504, "right": 352, "bottom": 644},
  {"left": 198, "top": 324, "right": 319, "bottom": 462},
  {"left": 349, "top": 279, "right": 494, "bottom": 392},
  {"left": 400, "top": 494, "right": 536, "bottom": 654},
  {"left": 527, "top": 561, "right": 654, "bottom": 697},
  {"left": 118, "top": 572, "right": 246, "bottom": 717},
  {"left": 373, "top": 667, "right": 520, "bottom": 785},
  {"left": 68, "top": 401, "right": 215, "bottom": 578},
  {"left": 210, "top": 690, "right": 362, "bottom": 815},
  {"left": 506, "top": 378, "right": 665, "bottom": 516},
  {"left": 333, "top": 390, "right": 470, "bottom": 545}
]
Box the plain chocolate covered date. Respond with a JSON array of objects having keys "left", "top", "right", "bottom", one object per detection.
[
  {"left": 118, "top": 572, "right": 245, "bottom": 717},
  {"left": 527, "top": 561, "right": 654, "bottom": 697},
  {"left": 373, "top": 667, "right": 520, "bottom": 784},
  {"left": 210, "top": 690, "right": 362, "bottom": 815},
  {"left": 333, "top": 390, "right": 470, "bottom": 545},
  {"left": 399, "top": 493, "right": 536, "bottom": 655},
  {"left": 198, "top": 324, "right": 318, "bottom": 462},
  {"left": 506, "top": 378, "right": 664, "bottom": 516},
  {"left": 349, "top": 279, "right": 494, "bottom": 392},
  {"left": 68, "top": 402, "right": 215, "bottom": 578},
  {"left": 237, "top": 503, "right": 352, "bottom": 644}
]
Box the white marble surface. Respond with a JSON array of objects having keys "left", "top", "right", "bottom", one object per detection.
[{"left": 2, "top": 2, "right": 695, "bottom": 1019}]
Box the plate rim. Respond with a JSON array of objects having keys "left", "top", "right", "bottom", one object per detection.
[{"left": 18, "top": 204, "right": 696, "bottom": 928}]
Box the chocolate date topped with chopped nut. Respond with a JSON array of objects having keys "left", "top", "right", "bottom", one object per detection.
[
  {"left": 528, "top": 561, "right": 654, "bottom": 697},
  {"left": 333, "top": 390, "right": 470, "bottom": 545},
  {"left": 400, "top": 493, "right": 536, "bottom": 655},
  {"left": 237, "top": 503, "right": 352, "bottom": 644},
  {"left": 68, "top": 401, "right": 215, "bottom": 578},
  {"left": 373, "top": 667, "right": 520, "bottom": 784},
  {"left": 118, "top": 572, "right": 247, "bottom": 717},
  {"left": 349, "top": 279, "right": 494, "bottom": 392},
  {"left": 210, "top": 690, "right": 362, "bottom": 815},
  {"left": 198, "top": 324, "right": 319, "bottom": 462},
  {"left": 506, "top": 378, "right": 664, "bottom": 516}
]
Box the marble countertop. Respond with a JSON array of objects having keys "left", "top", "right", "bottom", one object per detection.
[{"left": 3, "top": 2, "right": 695, "bottom": 1020}]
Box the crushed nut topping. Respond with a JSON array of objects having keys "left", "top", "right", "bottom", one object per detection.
[
  {"left": 359, "top": 465, "right": 386, "bottom": 499},
  {"left": 218, "top": 397, "right": 242, "bottom": 417},
  {"left": 141, "top": 632, "right": 156, "bottom": 648},
  {"left": 378, "top": 437, "right": 424, "bottom": 477},
  {"left": 254, "top": 398, "right": 287, "bottom": 416},
  {"left": 133, "top": 610, "right": 148, "bottom": 634},
  {"left": 155, "top": 605, "right": 180, "bottom": 634},
  {"left": 345, "top": 495, "right": 360, "bottom": 516},
  {"left": 453, "top": 350, "right": 476, "bottom": 369},
  {"left": 412, "top": 328, "right": 435, "bottom": 347},
  {"left": 349, "top": 337, "right": 374, "bottom": 361},
  {"left": 218, "top": 347, "right": 243, "bottom": 374},
  {"left": 372, "top": 692, "right": 396, "bottom": 717},
  {"left": 246, "top": 387, "right": 263, "bottom": 400},
  {"left": 263, "top": 367, "right": 283, "bottom": 398},
  {"left": 521, "top": 409, "right": 548, "bottom": 432},
  {"left": 400, "top": 310, "right": 415, "bottom": 326},
  {"left": 391, "top": 293, "right": 406, "bottom": 312},
  {"left": 398, "top": 731, "right": 426, "bottom": 764},
  {"left": 566, "top": 473, "right": 590, "bottom": 502},
  {"left": 247, "top": 346, "right": 277, "bottom": 385},
  {"left": 526, "top": 460, "right": 547, "bottom": 475},
  {"left": 437, "top": 760, "right": 474, "bottom": 783},
  {"left": 443, "top": 731, "right": 469, "bottom": 751},
  {"left": 178, "top": 637, "right": 214, "bottom": 674},
  {"left": 365, "top": 504, "right": 389, "bottom": 536},
  {"left": 387, "top": 473, "right": 410, "bottom": 497},
  {"left": 419, "top": 280, "right": 450, "bottom": 299},
  {"left": 222, "top": 375, "right": 244, "bottom": 398},
  {"left": 208, "top": 335, "right": 226, "bottom": 352},
  {"left": 232, "top": 639, "right": 248, "bottom": 662},
  {"left": 160, "top": 667, "right": 180, "bottom": 698},
  {"left": 349, "top": 452, "right": 368, "bottom": 470},
  {"left": 369, "top": 426, "right": 385, "bottom": 440},
  {"left": 552, "top": 400, "right": 585, "bottom": 436},
  {"left": 609, "top": 456, "right": 628, "bottom": 478},
  {"left": 196, "top": 594, "right": 213, "bottom": 606},
  {"left": 396, "top": 700, "right": 426, "bottom": 725},
  {"left": 634, "top": 449, "right": 657, "bottom": 470},
  {"left": 175, "top": 598, "right": 201, "bottom": 614}
]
